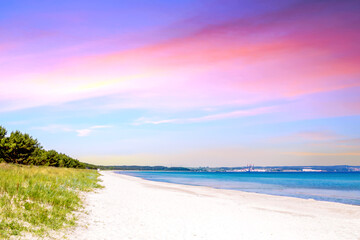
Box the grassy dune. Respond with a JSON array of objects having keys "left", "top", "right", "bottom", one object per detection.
[{"left": 0, "top": 163, "right": 102, "bottom": 239}]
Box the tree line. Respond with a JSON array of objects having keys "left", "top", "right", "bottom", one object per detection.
[
  {"left": 0, "top": 126, "right": 97, "bottom": 169},
  {"left": 98, "top": 165, "right": 191, "bottom": 171}
]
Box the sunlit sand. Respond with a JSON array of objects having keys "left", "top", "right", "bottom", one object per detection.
[{"left": 69, "top": 171, "right": 360, "bottom": 240}]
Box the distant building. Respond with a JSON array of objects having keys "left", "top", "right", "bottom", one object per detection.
[
  {"left": 252, "top": 169, "right": 267, "bottom": 172},
  {"left": 302, "top": 168, "right": 322, "bottom": 172}
]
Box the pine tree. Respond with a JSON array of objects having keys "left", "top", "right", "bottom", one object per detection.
[
  {"left": 0, "top": 126, "right": 7, "bottom": 162},
  {"left": 0, "top": 125, "right": 90, "bottom": 168},
  {"left": 2, "top": 130, "right": 41, "bottom": 164}
]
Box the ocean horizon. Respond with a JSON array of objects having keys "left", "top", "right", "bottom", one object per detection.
[{"left": 117, "top": 171, "right": 360, "bottom": 206}]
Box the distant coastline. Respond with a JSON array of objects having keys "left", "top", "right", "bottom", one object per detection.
[{"left": 98, "top": 165, "right": 360, "bottom": 172}]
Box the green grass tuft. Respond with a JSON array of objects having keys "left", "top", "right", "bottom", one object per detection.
[{"left": 0, "top": 163, "right": 102, "bottom": 239}]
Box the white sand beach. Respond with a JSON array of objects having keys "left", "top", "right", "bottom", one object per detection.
[{"left": 69, "top": 171, "right": 360, "bottom": 240}]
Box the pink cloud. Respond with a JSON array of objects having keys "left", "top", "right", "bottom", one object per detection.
[{"left": 0, "top": 0, "right": 359, "bottom": 119}]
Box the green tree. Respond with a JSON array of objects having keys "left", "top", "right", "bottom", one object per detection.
[
  {"left": 47, "top": 150, "right": 63, "bottom": 167},
  {"left": 0, "top": 125, "right": 91, "bottom": 169},
  {"left": 0, "top": 126, "right": 6, "bottom": 139},
  {"left": 0, "top": 126, "right": 7, "bottom": 162},
  {"left": 28, "top": 148, "right": 46, "bottom": 165},
  {"left": 2, "top": 131, "right": 41, "bottom": 164}
]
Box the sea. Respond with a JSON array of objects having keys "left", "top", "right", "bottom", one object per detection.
[{"left": 116, "top": 171, "right": 360, "bottom": 205}]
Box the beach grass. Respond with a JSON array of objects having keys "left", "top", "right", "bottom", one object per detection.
[{"left": 0, "top": 163, "right": 102, "bottom": 239}]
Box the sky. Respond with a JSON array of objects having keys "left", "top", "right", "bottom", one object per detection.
[{"left": 1, "top": 0, "right": 360, "bottom": 167}]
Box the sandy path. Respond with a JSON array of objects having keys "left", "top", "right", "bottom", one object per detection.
[{"left": 68, "top": 171, "right": 360, "bottom": 240}]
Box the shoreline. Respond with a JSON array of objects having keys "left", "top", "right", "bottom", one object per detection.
[
  {"left": 69, "top": 171, "right": 360, "bottom": 240},
  {"left": 113, "top": 171, "right": 360, "bottom": 207}
]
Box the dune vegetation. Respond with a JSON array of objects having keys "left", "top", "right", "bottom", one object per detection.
[
  {"left": 0, "top": 126, "right": 102, "bottom": 238},
  {"left": 0, "top": 163, "right": 102, "bottom": 239}
]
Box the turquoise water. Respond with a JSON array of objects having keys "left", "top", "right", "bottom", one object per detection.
[{"left": 117, "top": 171, "right": 360, "bottom": 205}]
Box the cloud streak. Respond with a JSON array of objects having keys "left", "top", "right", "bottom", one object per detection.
[
  {"left": 76, "top": 125, "right": 112, "bottom": 137},
  {"left": 134, "top": 107, "right": 274, "bottom": 125},
  {"left": 34, "top": 125, "right": 112, "bottom": 137},
  {"left": 286, "top": 152, "right": 360, "bottom": 157},
  {"left": 277, "top": 130, "right": 343, "bottom": 142}
]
